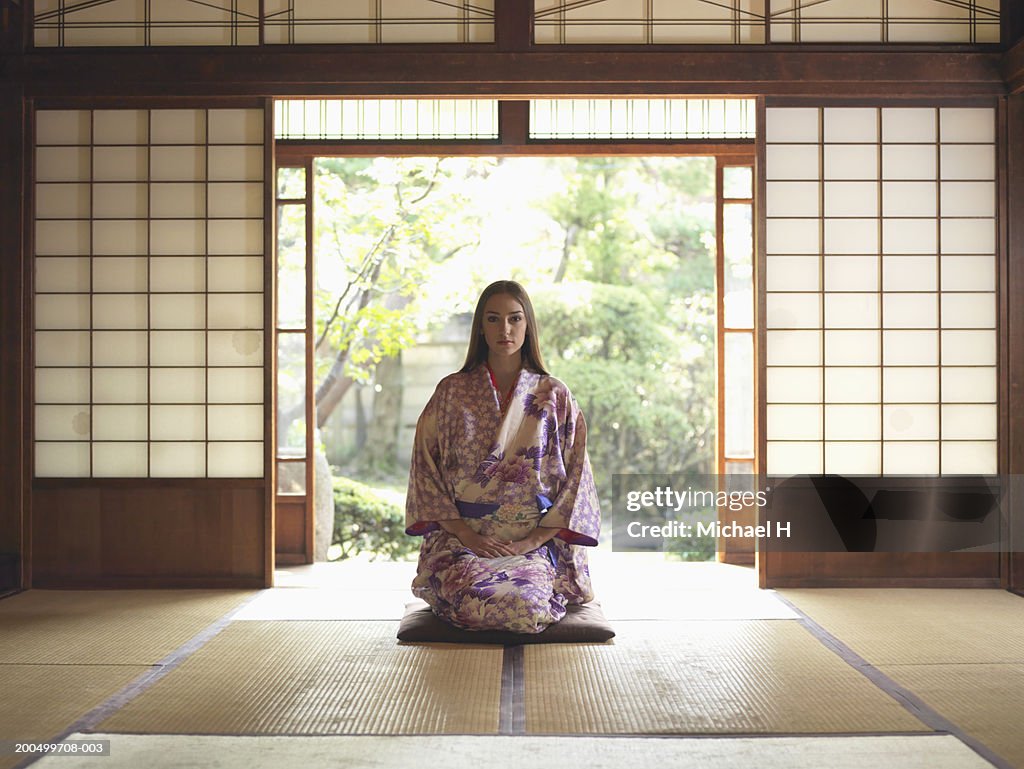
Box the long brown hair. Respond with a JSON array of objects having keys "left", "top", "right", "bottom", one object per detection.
[{"left": 459, "top": 280, "right": 549, "bottom": 375}]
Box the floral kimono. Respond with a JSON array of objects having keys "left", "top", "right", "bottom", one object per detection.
[{"left": 405, "top": 366, "right": 600, "bottom": 633}]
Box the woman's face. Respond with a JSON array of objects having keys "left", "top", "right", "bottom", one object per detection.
[{"left": 481, "top": 293, "right": 527, "bottom": 360}]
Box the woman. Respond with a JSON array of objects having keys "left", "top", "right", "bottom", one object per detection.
[{"left": 405, "top": 280, "right": 600, "bottom": 633}]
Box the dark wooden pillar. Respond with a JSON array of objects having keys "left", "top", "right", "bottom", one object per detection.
[
  {"left": 0, "top": 85, "right": 26, "bottom": 590},
  {"left": 1007, "top": 94, "right": 1024, "bottom": 591}
]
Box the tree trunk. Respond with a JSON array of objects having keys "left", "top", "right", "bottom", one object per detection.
[{"left": 360, "top": 351, "right": 403, "bottom": 475}]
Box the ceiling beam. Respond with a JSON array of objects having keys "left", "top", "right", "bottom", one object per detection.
[
  {"left": 1004, "top": 37, "right": 1024, "bottom": 94},
  {"left": 4, "top": 49, "right": 1006, "bottom": 99}
]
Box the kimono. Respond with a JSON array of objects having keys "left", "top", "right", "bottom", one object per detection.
[{"left": 405, "top": 366, "right": 600, "bottom": 633}]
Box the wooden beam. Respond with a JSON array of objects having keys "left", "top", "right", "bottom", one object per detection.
[
  {"left": 6, "top": 49, "right": 1007, "bottom": 98},
  {"left": 1007, "top": 94, "right": 1024, "bottom": 591},
  {"left": 495, "top": 0, "right": 531, "bottom": 52},
  {"left": 1004, "top": 37, "right": 1024, "bottom": 93}
]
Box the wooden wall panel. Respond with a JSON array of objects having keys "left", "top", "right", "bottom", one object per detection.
[
  {"left": 762, "top": 552, "right": 1000, "bottom": 588},
  {"left": 1008, "top": 94, "right": 1024, "bottom": 591},
  {"left": 0, "top": 85, "right": 26, "bottom": 590},
  {"left": 31, "top": 483, "right": 265, "bottom": 587}
]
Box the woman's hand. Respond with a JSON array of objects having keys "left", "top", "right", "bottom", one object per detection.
[
  {"left": 507, "top": 526, "right": 560, "bottom": 556},
  {"left": 460, "top": 530, "right": 516, "bottom": 558}
]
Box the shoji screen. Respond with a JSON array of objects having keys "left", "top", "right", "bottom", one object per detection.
[
  {"left": 34, "top": 107, "right": 266, "bottom": 478},
  {"left": 765, "top": 106, "right": 997, "bottom": 476}
]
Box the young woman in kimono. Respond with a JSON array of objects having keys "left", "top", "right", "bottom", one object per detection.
[{"left": 405, "top": 280, "right": 601, "bottom": 633}]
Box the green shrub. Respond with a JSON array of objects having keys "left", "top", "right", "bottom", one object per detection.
[{"left": 332, "top": 476, "right": 418, "bottom": 561}]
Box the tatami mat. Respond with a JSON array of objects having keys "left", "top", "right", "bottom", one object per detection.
[
  {"left": 232, "top": 588, "right": 421, "bottom": 621},
  {"left": 34, "top": 733, "right": 993, "bottom": 769},
  {"left": 97, "top": 621, "right": 503, "bottom": 735},
  {"left": 0, "top": 590, "right": 253, "bottom": 665},
  {"left": 524, "top": 621, "right": 930, "bottom": 735},
  {"left": 881, "top": 663, "right": 1024, "bottom": 769},
  {"left": 0, "top": 665, "right": 146, "bottom": 769},
  {"left": 599, "top": 588, "right": 797, "bottom": 621},
  {"left": 779, "top": 589, "right": 1024, "bottom": 665}
]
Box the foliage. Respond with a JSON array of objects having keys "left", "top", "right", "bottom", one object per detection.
[{"left": 331, "top": 475, "right": 417, "bottom": 561}]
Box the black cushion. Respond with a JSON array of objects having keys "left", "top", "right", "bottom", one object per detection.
[{"left": 397, "top": 602, "right": 615, "bottom": 645}]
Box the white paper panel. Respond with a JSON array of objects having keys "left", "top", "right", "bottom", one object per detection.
[
  {"left": 823, "top": 108, "right": 877, "bottom": 143},
  {"left": 825, "top": 442, "right": 880, "bottom": 475},
  {"left": 939, "top": 108, "right": 995, "bottom": 144},
  {"left": 767, "top": 256, "right": 819, "bottom": 292},
  {"left": 883, "top": 441, "right": 939, "bottom": 474},
  {"left": 824, "top": 255, "right": 879, "bottom": 292},
  {"left": 881, "top": 182, "right": 936, "bottom": 217},
  {"left": 940, "top": 145, "right": 995, "bottom": 181},
  {"left": 93, "top": 110, "right": 148, "bottom": 145},
  {"left": 942, "top": 404, "right": 996, "bottom": 440},
  {"left": 208, "top": 182, "right": 264, "bottom": 218},
  {"left": 208, "top": 294, "right": 263, "bottom": 329},
  {"left": 824, "top": 182, "right": 877, "bottom": 217},
  {"left": 765, "top": 145, "right": 819, "bottom": 181},
  {"left": 92, "top": 443, "right": 147, "bottom": 477},
  {"left": 208, "top": 404, "right": 263, "bottom": 440},
  {"left": 883, "top": 368, "right": 939, "bottom": 403},
  {"left": 93, "top": 183, "right": 148, "bottom": 219},
  {"left": 766, "top": 218, "right": 819, "bottom": 254},
  {"left": 150, "top": 220, "right": 205, "bottom": 255},
  {"left": 93, "top": 368, "right": 148, "bottom": 403},
  {"left": 824, "top": 219, "right": 877, "bottom": 254},
  {"left": 93, "top": 257, "right": 148, "bottom": 292},
  {"left": 36, "top": 257, "right": 91, "bottom": 293},
  {"left": 766, "top": 294, "right": 819, "bottom": 329},
  {"left": 36, "top": 221, "right": 89, "bottom": 256},
  {"left": 150, "top": 256, "right": 206, "bottom": 292},
  {"left": 35, "top": 405, "right": 91, "bottom": 440},
  {"left": 151, "top": 146, "right": 205, "bottom": 182},
  {"left": 881, "top": 108, "right": 936, "bottom": 143},
  {"left": 36, "top": 331, "right": 90, "bottom": 366},
  {"left": 151, "top": 368, "right": 206, "bottom": 403},
  {"left": 93, "top": 331, "right": 148, "bottom": 366},
  {"left": 36, "top": 368, "right": 90, "bottom": 403},
  {"left": 93, "top": 220, "right": 147, "bottom": 256},
  {"left": 882, "top": 294, "right": 937, "bottom": 329},
  {"left": 208, "top": 256, "right": 264, "bottom": 292},
  {"left": 766, "top": 442, "right": 823, "bottom": 475},
  {"left": 941, "top": 330, "right": 996, "bottom": 365},
  {"left": 824, "top": 367, "right": 880, "bottom": 403},
  {"left": 765, "top": 108, "right": 819, "bottom": 142},
  {"left": 766, "top": 182, "right": 819, "bottom": 217},
  {"left": 941, "top": 219, "right": 995, "bottom": 255},
  {"left": 151, "top": 294, "right": 205, "bottom": 330},
  {"left": 36, "top": 147, "right": 90, "bottom": 182},
  {"left": 824, "top": 146, "right": 877, "bottom": 180},
  {"left": 36, "top": 111, "right": 90, "bottom": 145},
  {"left": 882, "top": 255, "right": 936, "bottom": 291},
  {"left": 824, "top": 330, "right": 879, "bottom": 366},
  {"left": 882, "top": 219, "right": 937, "bottom": 255},
  {"left": 37, "top": 183, "right": 90, "bottom": 219},
  {"left": 35, "top": 442, "right": 90, "bottom": 478},
  {"left": 941, "top": 255, "right": 995, "bottom": 291},
  {"left": 940, "top": 182, "right": 995, "bottom": 218},
  {"left": 150, "top": 442, "right": 206, "bottom": 477},
  {"left": 825, "top": 404, "right": 880, "bottom": 440},
  {"left": 151, "top": 183, "right": 206, "bottom": 218},
  {"left": 208, "top": 441, "right": 264, "bottom": 477},
  {"left": 941, "top": 367, "right": 996, "bottom": 403},
  {"left": 208, "top": 368, "right": 264, "bottom": 404},
  {"left": 882, "top": 145, "right": 936, "bottom": 180},
  {"left": 883, "top": 330, "right": 938, "bottom": 365},
  {"left": 151, "top": 110, "right": 206, "bottom": 144},
  {"left": 208, "top": 146, "right": 264, "bottom": 181},
  {"left": 151, "top": 405, "right": 205, "bottom": 441},
  {"left": 208, "top": 219, "right": 264, "bottom": 255},
  {"left": 884, "top": 404, "right": 939, "bottom": 440},
  {"left": 35, "top": 294, "right": 89, "bottom": 330},
  {"left": 93, "top": 147, "right": 148, "bottom": 182},
  {"left": 92, "top": 404, "right": 147, "bottom": 440},
  {"left": 208, "top": 109, "right": 264, "bottom": 144},
  {"left": 767, "top": 404, "right": 822, "bottom": 440},
  {"left": 149, "top": 330, "right": 206, "bottom": 366},
  {"left": 824, "top": 293, "right": 878, "bottom": 329},
  {"left": 766, "top": 367, "right": 822, "bottom": 404},
  {"left": 207, "top": 330, "right": 263, "bottom": 366},
  {"left": 92, "top": 294, "right": 147, "bottom": 330},
  {"left": 941, "top": 293, "right": 995, "bottom": 329},
  {"left": 940, "top": 441, "right": 997, "bottom": 475},
  {"left": 766, "top": 330, "right": 821, "bottom": 366}
]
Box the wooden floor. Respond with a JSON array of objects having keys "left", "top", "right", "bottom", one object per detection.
[{"left": 1, "top": 555, "right": 1021, "bottom": 769}]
